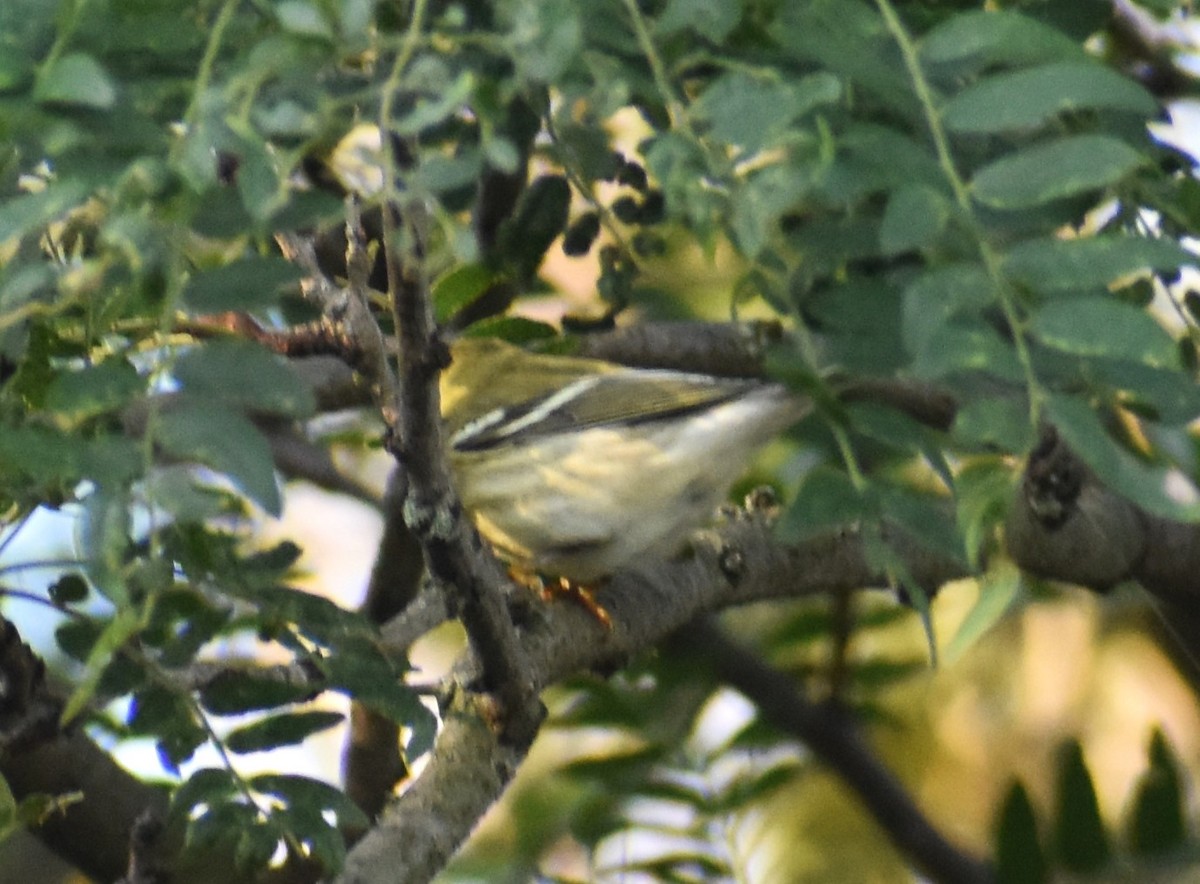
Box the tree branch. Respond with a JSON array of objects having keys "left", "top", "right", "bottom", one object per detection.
[
  {"left": 669, "top": 620, "right": 995, "bottom": 884},
  {"left": 343, "top": 472, "right": 426, "bottom": 823},
  {"left": 340, "top": 506, "right": 970, "bottom": 883},
  {"left": 381, "top": 187, "right": 541, "bottom": 744},
  {"left": 0, "top": 614, "right": 339, "bottom": 884},
  {"left": 1005, "top": 424, "right": 1200, "bottom": 677}
]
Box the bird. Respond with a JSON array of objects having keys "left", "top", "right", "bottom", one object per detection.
[{"left": 439, "top": 336, "right": 810, "bottom": 584}]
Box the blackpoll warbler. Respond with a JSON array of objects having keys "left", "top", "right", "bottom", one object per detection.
[{"left": 440, "top": 337, "right": 809, "bottom": 582}]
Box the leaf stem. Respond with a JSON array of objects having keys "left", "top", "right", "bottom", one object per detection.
[
  {"left": 183, "top": 0, "right": 239, "bottom": 128},
  {"left": 874, "top": 0, "right": 1043, "bottom": 426},
  {"left": 619, "top": 0, "right": 700, "bottom": 141}
]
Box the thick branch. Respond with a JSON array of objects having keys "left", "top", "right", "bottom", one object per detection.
[
  {"left": 574, "top": 320, "right": 788, "bottom": 377},
  {"left": 1005, "top": 425, "right": 1200, "bottom": 676},
  {"left": 382, "top": 197, "right": 541, "bottom": 744},
  {"left": 341, "top": 510, "right": 969, "bottom": 883},
  {"left": 338, "top": 689, "right": 523, "bottom": 884},
  {"left": 1004, "top": 425, "right": 1200, "bottom": 604}
]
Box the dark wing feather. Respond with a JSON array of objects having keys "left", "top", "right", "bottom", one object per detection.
[{"left": 451, "top": 370, "right": 760, "bottom": 452}]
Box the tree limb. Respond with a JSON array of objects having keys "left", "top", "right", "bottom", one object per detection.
[
  {"left": 339, "top": 508, "right": 970, "bottom": 883},
  {"left": 380, "top": 184, "right": 542, "bottom": 745},
  {"left": 343, "top": 472, "right": 426, "bottom": 823},
  {"left": 669, "top": 619, "right": 996, "bottom": 884}
]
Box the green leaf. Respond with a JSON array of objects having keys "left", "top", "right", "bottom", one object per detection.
[
  {"left": 274, "top": 804, "right": 346, "bottom": 871},
  {"left": 777, "top": 466, "right": 870, "bottom": 541},
  {"left": 953, "top": 397, "right": 1034, "bottom": 453},
  {"left": 432, "top": 263, "right": 498, "bottom": 322},
  {"left": 846, "top": 402, "right": 928, "bottom": 454},
  {"left": 880, "top": 184, "right": 949, "bottom": 255},
  {"left": 863, "top": 527, "right": 938, "bottom": 661},
  {"left": 243, "top": 585, "right": 371, "bottom": 646},
  {"left": 995, "top": 781, "right": 1047, "bottom": 884},
  {"left": 0, "top": 424, "right": 79, "bottom": 484},
  {"left": 0, "top": 45, "right": 34, "bottom": 92},
  {"left": 954, "top": 457, "right": 1017, "bottom": 565},
  {"left": 15, "top": 791, "right": 84, "bottom": 830},
  {"left": 0, "top": 180, "right": 91, "bottom": 244},
  {"left": 554, "top": 121, "right": 621, "bottom": 183},
  {"left": 1128, "top": 729, "right": 1186, "bottom": 856},
  {"left": 943, "top": 560, "right": 1022, "bottom": 663},
  {"left": 1053, "top": 740, "right": 1110, "bottom": 872},
  {"left": 1002, "top": 236, "right": 1194, "bottom": 293},
  {"left": 234, "top": 820, "right": 281, "bottom": 872},
  {"left": 225, "top": 711, "right": 344, "bottom": 754},
  {"left": 563, "top": 746, "right": 665, "bottom": 788},
  {"left": 55, "top": 619, "right": 102, "bottom": 663},
  {"left": 0, "top": 264, "right": 53, "bottom": 313},
  {"left": 127, "top": 685, "right": 207, "bottom": 770},
  {"left": 61, "top": 608, "right": 140, "bottom": 726},
  {"left": 169, "top": 767, "right": 238, "bottom": 822},
  {"left": 392, "top": 70, "right": 475, "bottom": 136},
  {"left": 234, "top": 131, "right": 286, "bottom": 221},
  {"left": 156, "top": 400, "right": 282, "bottom": 516},
  {"left": 921, "top": 11, "right": 1082, "bottom": 72},
  {"left": 79, "top": 434, "right": 142, "bottom": 487},
  {"left": 731, "top": 161, "right": 815, "bottom": 258},
  {"left": 461, "top": 316, "right": 558, "bottom": 345},
  {"left": 249, "top": 774, "right": 369, "bottom": 830},
  {"left": 507, "top": 0, "right": 582, "bottom": 83},
  {"left": 943, "top": 62, "right": 1156, "bottom": 134},
  {"left": 1032, "top": 297, "right": 1177, "bottom": 369},
  {"left": 80, "top": 485, "right": 132, "bottom": 605},
  {"left": 804, "top": 278, "right": 906, "bottom": 374},
  {"left": 416, "top": 149, "right": 484, "bottom": 194},
  {"left": 1047, "top": 394, "right": 1200, "bottom": 521},
  {"left": 773, "top": 1, "right": 916, "bottom": 118},
  {"left": 181, "top": 257, "right": 304, "bottom": 313},
  {"left": 709, "top": 760, "right": 801, "bottom": 813},
  {"left": 656, "top": 0, "right": 741, "bottom": 42},
  {"left": 322, "top": 644, "right": 433, "bottom": 738},
  {"left": 198, "top": 670, "right": 317, "bottom": 716},
  {"left": 48, "top": 574, "right": 89, "bottom": 605},
  {"left": 174, "top": 340, "right": 315, "bottom": 418},
  {"left": 876, "top": 484, "right": 964, "bottom": 565},
  {"left": 274, "top": 1, "right": 333, "bottom": 40},
  {"left": 1028, "top": 0, "right": 1111, "bottom": 41},
  {"left": 901, "top": 263, "right": 993, "bottom": 358},
  {"left": 1086, "top": 358, "right": 1200, "bottom": 425},
  {"left": 45, "top": 357, "right": 143, "bottom": 421},
  {"left": 911, "top": 320, "right": 1025, "bottom": 383},
  {"left": 35, "top": 52, "right": 117, "bottom": 109},
  {"left": 186, "top": 802, "right": 257, "bottom": 854},
  {"left": 696, "top": 71, "right": 840, "bottom": 154},
  {"left": 972, "top": 135, "right": 1144, "bottom": 209},
  {"left": 835, "top": 123, "right": 945, "bottom": 194},
  {"left": 145, "top": 466, "right": 232, "bottom": 524}
]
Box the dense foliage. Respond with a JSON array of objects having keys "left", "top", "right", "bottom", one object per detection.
[{"left": 0, "top": 0, "right": 1199, "bottom": 881}]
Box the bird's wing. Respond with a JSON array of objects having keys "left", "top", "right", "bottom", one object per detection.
[{"left": 450, "top": 370, "right": 759, "bottom": 451}]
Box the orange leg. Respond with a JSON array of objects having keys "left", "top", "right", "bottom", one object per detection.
[{"left": 508, "top": 567, "right": 613, "bottom": 629}]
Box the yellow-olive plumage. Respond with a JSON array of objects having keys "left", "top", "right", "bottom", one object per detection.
[{"left": 440, "top": 338, "right": 808, "bottom": 582}]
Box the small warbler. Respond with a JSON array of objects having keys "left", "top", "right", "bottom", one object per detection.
[{"left": 440, "top": 337, "right": 809, "bottom": 583}]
